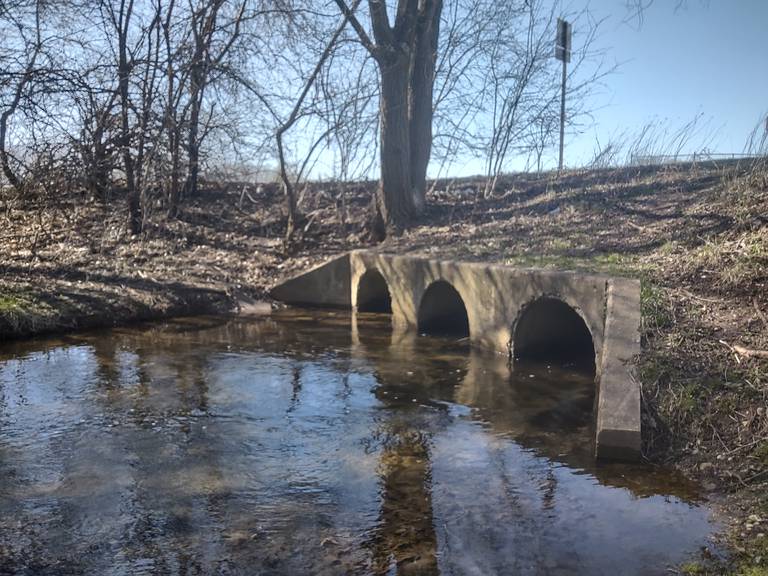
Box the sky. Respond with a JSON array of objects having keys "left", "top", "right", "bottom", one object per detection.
[
  {"left": 562, "top": 0, "right": 768, "bottom": 168},
  {"left": 443, "top": 0, "right": 768, "bottom": 176}
]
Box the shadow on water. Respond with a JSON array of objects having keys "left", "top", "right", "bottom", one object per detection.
[{"left": 0, "top": 309, "right": 715, "bottom": 575}]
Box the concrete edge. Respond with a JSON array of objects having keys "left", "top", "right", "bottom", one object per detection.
[
  {"left": 595, "top": 278, "right": 642, "bottom": 461},
  {"left": 351, "top": 249, "right": 612, "bottom": 284}
]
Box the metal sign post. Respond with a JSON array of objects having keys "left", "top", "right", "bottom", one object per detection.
[{"left": 555, "top": 18, "right": 571, "bottom": 172}]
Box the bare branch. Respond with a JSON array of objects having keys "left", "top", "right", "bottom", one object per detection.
[{"left": 332, "top": 0, "right": 377, "bottom": 57}]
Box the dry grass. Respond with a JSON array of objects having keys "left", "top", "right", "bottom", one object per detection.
[{"left": 686, "top": 228, "right": 768, "bottom": 291}]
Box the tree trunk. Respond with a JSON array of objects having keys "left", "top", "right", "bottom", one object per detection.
[
  {"left": 115, "top": 0, "right": 141, "bottom": 235},
  {"left": 377, "top": 53, "right": 418, "bottom": 231},
  {"left": 0, "top": 111, "right": 22, "bottom": 193},
  {"left": 167, "top": 135, "right": 182, "bottom": 217},
  {"left": 1, "top": 41, "right": 41, "bottom": 195},
  {"left": 331, "top": 0, "right": 444, "bottom": 234},
  {"left": 408, "top": 0, "right": 441, "bottom": 212},
  {"left": 184, "top": 87, "right": 202, "bottom": 200},
  {"left": 162, "top": 2, "right": 182, "bottom": 218},
  {"left": 368, "top": 0, "right": 443, "bottom": 234}
]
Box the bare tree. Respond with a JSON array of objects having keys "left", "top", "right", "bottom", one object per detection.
[
  {"left": 109, "top": 0, "right": 142, "bottom": 232},
  {"left": 476, "top": 1, "right": 609, "bottom": 195},
  {"left": 0, "top": 0, "right": 44, "bottom": 193},
  {"left": 274, "top": 1, "right": 363, "bottom": 246},
  {"left": 320, "top": 46, "right": 379, "bottom": 232},
  {"left": 480, "top": 0, "right": 556, "bottom": 196},
  {"left": 332, "top": 0, "right": 443, "bottom": 236},
  {"left": 182, "top": 0, "right": 247, "bottom": 201}
]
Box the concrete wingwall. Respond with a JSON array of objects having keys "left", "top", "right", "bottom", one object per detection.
[
  {"left": 270, "top": 254, "right": 351, "bottom": 308},
  {"left": 271, "top": 250, "right": 642, "bottom": 461}
]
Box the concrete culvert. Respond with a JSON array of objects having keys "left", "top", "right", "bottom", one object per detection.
[
  {"left": 417, "top": 281, "right": 469, "bottom": 338},
  {"left": 513, "top": 297, "right": 595, "bottom": 372},
  {"left": 356, "top": 269, "right": 392, "bottom": 313}
]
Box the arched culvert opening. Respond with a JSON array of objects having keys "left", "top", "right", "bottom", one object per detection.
[
  {"left": 513, "top": 297, "right": 595, "bottom": 373},
  {"left": 417, "top": 281, "right": 470, "bottom": 338},
  {"left": 356, "top": 269, "right": 392, "bottom": 313}
]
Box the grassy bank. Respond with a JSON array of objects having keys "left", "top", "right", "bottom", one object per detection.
[{"left": 1, "top": 159, "right": 766, "bottom": 572}]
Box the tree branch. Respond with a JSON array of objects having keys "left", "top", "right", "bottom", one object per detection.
[
  {"left": 332, "top": 0, "right": 377, "bottom": 57},
  {"left": 367, "top": 0, "right": 393, "bottom": 48},
  {"left": 278, "top": 0, "right": 365, "bottom": 242}
]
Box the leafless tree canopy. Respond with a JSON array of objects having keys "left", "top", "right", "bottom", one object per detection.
[{"left": 0, "top": 0, "right": 609, "bottom": 243}]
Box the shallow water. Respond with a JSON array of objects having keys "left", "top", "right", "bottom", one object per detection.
[{"left": 0, "top": 310, "right": 715, "bottom": 575}]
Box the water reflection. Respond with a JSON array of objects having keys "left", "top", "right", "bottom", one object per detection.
[
  {"left": 353, "top": 312, "right": 701, "bottom": 500},
  {"left": 0, "top": 310, "right": 714, "bottom": 575}
]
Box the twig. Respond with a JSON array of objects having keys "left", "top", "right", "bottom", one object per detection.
[
  {"left": 744, "top": 468, "right": 768, "bottom": 484},
  {"left": 709, "top": 422, "right": 730, "bottom": 454},
  {"left": 732, "top": 344, "right": 768, "bottom": 359},
  {"left": 678, "top": 288, "right": 721, "bottom": 304},
  {"left": 719, "top": 339, "right": 768, "bottom": 360},
  {"left": 719, "top": 340, "right": 741, "bottom": 364},
  {"left": 719, "top": 435, "right": 767, "bottom": 457},
  {"left": 754, "top": 297, "right": 768, "bottom": 330},
  {"left": 302, "top": 209, "right": 322, "bottom": 233}
]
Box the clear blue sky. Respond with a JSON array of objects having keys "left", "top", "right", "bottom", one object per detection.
[{"left": 563, "top": 0, "right": 768, "bottom": 168}]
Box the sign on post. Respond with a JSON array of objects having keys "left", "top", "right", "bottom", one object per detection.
[
  {"left": 555, "top": 18, "right": 571, "bottom": 171},
  {"left": 555, "top": 18, "right": 571, "bottom": 63}
]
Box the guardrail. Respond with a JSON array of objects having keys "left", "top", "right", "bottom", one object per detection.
[{"left": 629, "top": 152, "right": 765, "bottom": 166}]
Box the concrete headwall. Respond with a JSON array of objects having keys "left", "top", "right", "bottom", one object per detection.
[{"left": 271, "top": 250, "right": 641, "bottom": 461}]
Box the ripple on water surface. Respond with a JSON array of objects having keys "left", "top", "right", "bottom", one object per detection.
[{"left": 0, "top": 310, "right": 715, "bottom": 575}]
